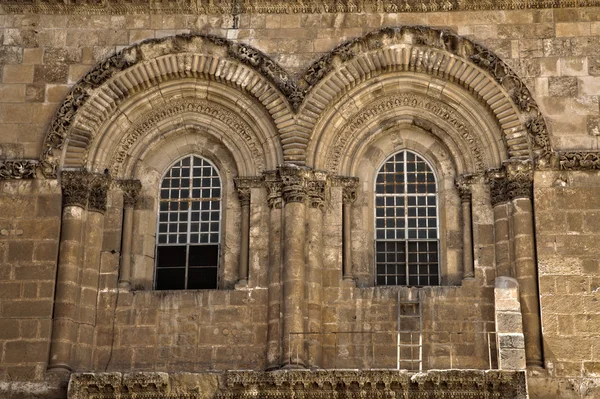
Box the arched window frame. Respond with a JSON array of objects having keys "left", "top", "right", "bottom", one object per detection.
[
  {"left": 373, "top": 150, "right": 441, "bottom": 287},
  {"left": 154, "top": 155, "right": 223, "bottom": 290}
]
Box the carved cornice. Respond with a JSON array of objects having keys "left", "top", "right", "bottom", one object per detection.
[
  {"left": 68, "top": 370, "right": 527, "bottom": 399},
  {"left": 2, "top": 0, "right": 598, "bottom": 14},
  {"left": 455, "top": 174, "right": 475, "bottom": 203},
  {"left": 0, "top": 160, "right": 38, "bottom": 180},
  {"left": 326, "top": 93, "right": 487, "bottom": 173},
  {"left": 263, "top": 170, "right": 283, "bottom": 209},
  {"left": 61, "top": 171, "right": 92, "bottom": 209},
  {"left": 486, "top": 168, "right": 509, "bottom": 207},
  {"left": 279, "top": 165, "right": 310, "bottom": 204},
  {"left": 119, "top": 180, "right": 142, "bottom": 209},
  {"left": 235, "top": 177, "right": 264, "bottom": 207},
  {"left": 506, "top": 160, "right": 533, "bottom": 200},
  {"left": 557, "top": 151, "right": 600, "bottom": 170}
]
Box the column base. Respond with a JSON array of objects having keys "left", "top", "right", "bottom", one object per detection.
[
  {"left": 235, "top": 279, "right": 248, "bottom": 289},
  {"left": 342, "top": 277, "right": 356, "bottom": 288}
]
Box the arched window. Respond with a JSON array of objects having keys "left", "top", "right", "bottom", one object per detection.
[
  {"left": 155, "top": 155, "right": 222, "bottom": 290},
  {"left": 375, "top": 150, "right": 439, "bottom": 286}
]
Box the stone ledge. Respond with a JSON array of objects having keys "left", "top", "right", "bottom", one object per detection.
[{"left": 68, "top": 369, "right": 528, "bottom": 398}]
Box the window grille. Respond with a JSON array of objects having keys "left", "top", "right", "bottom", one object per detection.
[
  {"left": 375, "top": 150, "right": 439, "bottom": 286},
  {"left": 155, "top": 155, "right": 221, "bottom": 290}
]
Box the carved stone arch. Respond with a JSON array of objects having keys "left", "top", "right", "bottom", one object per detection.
[
  {"left": 308, "top": 74, "right": 506, "bottom": 176},
  {"left": 299, "top": 26, "right": 551, "bottom": 167},
  {"left": 41, "top": 34, "right": 293, "bottom": 178}
]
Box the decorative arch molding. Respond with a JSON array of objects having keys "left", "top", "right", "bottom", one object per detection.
[
  {"left": 297, "top": 26, "right": 550, "bottom": 166},
  {"left": 41, "top": 27, "right": 551, "bottom": 178},
  {"left": 40, "top": 34, "right": 295, "bottom": 178}
]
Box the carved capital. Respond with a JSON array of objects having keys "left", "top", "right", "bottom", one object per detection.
[
  {"left": 235, "top": 177, "right": 262, "bottom": 207},
  {"left": 486, "top": 169, "right": 509, "bottom": 207},
  {"left": 0, "top": 160, "right": 38, "bottom": 180},
  {"left": 279, "top": 165, "right": 309, "bottom": 204},
  {"left": 455, "top": 174, "right": 475, "bottom": 202},
  {"left": 307, "top": 171, "right": 329, "bottom": 210},
  {"left": 61, "top": 170, "right": 92, "bottom": 209},
  {"left": 119, "top": 180, "right": 142, "bottom": 209},
  {"left": 263, "top": 171, "right": 283, "bottom": 209},
  {"left": 88, "top": 174, "right": 111, "bottom": 213},
  {"left": 505, "top": 160, "right": 533, "bottom": 200},
  {"left": 335, "top": 176, "right": 359, "bottom": 205}
]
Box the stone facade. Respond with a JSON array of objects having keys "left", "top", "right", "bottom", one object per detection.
[{"left": 0, "top": 1, "right": 599, "bottom": 398}]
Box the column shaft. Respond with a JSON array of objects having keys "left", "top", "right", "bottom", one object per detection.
[
  {"left": 342, "top": 202, "right": 353, "bottom": 280},
  {"left": 239, "top": 202, "right": 250, "bottom": 283},
  {"left": 306, "top": 206, "right": 323, "bottom": 368},
  {"left": 493, "top": 203, "right": 512, "bottom": 278},
  {"left": 462, "top": 199, "right": 474, "bottom": 279}
]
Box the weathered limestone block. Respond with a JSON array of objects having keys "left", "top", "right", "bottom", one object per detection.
[{"left": 495, "top": 277, "right": 526, "bottom": 371}]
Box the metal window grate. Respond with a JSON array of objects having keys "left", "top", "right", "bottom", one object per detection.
[
  {"left": 155, "top": 155, "right": 221, "bottom": 290},
  {"left": 375, "top": 150, "right": 440, "bottom": 286}
]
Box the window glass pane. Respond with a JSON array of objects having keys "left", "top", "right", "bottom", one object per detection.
[
  {"left": 155, "top": 155, "right": 222, "bottom": 290},
  {"left": 375, "top": 150, "right": 439, "bottom": 287}
]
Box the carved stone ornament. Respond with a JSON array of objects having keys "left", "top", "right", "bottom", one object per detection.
[
  {"left": 280, "top": 164, "right": 310, "bottom": 204},
  {"left": 119, "top": 180, "right": 142, "bottom": 209},
  {"left": 455, "top": 174, "right": 475, "bottom": 202},
  {"left": 558, "top": 151, "right": 600, "bottom": 170},
  {"left": 0, "top": 160, "right": 38, "bottom": 180},
  {"left": 326, "top": 93, "right": 487, "bottom": 173},
  {"left": 1, "top": 0, "right": 597, "bottom": 15},
  {"left": 68, "top": 369, "right": 527, "bottom": 399},
  {"left": 88, "top": 174, "right": 111, "bottom": 214},
  {"left": 263, "top": 170, "right": 283, "bottom": 209},
  {"left": 41, "top": 27, "right": 550, "bottom": 178},
  {"left": 307, "top": 171, "right": 329, "bottom": 210},
  {"left": 486, "top": 168, "right": 509, "bottom": 207},
  {"left": 61, "top": 171, "right": 92, "bottom": 209},
  {"left": 505, "top": 160, "right": 533, "bottom": 200},
  {"left": 235, "top": 177, "right": 264, "bottom": 207},
  {"left": 333, "top": 176, "right": 359, "bottom": 204}
]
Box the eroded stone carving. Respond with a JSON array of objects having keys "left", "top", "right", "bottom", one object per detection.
[
  {"left": 110, "top": 100, "right": 266, "bottom": 175},
  {"left": 1, "top": 0, "right": 596, "bottom": 14},
  {"left": 486, "top": 168, "right": 509, "bottom": 207},
  {"left": 307, "top": 171, "right": 329, "bottom": 210},
  {"left": 0, "top": 160, "right": 38, "bottom": 179},
  {"left": 558, "top": 151, "right": 600, "bottom": 170},
  {"left": 326, "top": 93, "right": 486, "bottom": 172},
  {"left": 88, "top": 174, "right": 111, "bottom": 214},
  {"left": 119, "top": 180, "right": 142, "bottom": 209},
  {"left": 333, "top": 176, "right": 359, "bottom": 204},
  {"left": 61, "top": 171, "right": 92, "bottom": 209},
  {"left": 235, "top": 177, "right": 263, "bottom": 207},
  {"left": 455, "top": 174, "right": 475, "bottom": 202},
  {"left": 280, "top": 165, "right": 310, "bottom": 204},
  {"left": 264, "top": 170, "right": 283, "bottom": 209},
  {"left": 505, "top": 160, "right": 533, "bottom": 200}
]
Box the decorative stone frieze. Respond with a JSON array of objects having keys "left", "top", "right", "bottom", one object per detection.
[
  {"left": 0, "top": 160, "right": 38, "bottom": 180},
  {"left": 88, "top": 174, "right": 111, "bottom": 214},
  {"left": 2, "top": 0, "right": 596, "bottom": 15},
  {"left": 455, "top": 174, "right": 475, "bottom": 202},
  {"left": 119, "top": 180, "right": 142, "bottom": 209},
  {"left": 558, "top": 151, "right": 600, "bottom": 170},
  {"left": 280, "top": 165, "right": 310, "bottom": 204},
  {"left": 505, "top": 161, "right": 533, "bottom": 200},
  {"left": 68, "top": 370, "right": 527, "bottom": 398}
]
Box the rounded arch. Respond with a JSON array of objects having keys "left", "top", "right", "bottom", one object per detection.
[
  {"left": 299, "top": 26, "right": 550, "bottom": 168},
  {"left": 41, "top": 34, "right": 293, "bottom": 177}
]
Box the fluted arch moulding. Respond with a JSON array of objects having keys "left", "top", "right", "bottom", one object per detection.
[
  {"left": 40, "top": 34, "right": 294, "bottom": 178},
  {"left": 298, "top": 26, "right": 551, "bottom": 168}
]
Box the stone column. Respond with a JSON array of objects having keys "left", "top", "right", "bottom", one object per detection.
[
  {"left": 48, "top": 171, "right": 90, "bottom": 372},
  {"left": 488, "top": 170, "right": 512, "bottom": 278},
  {"left": 340, "top": 177, "right": 358, "bottom": 282},
  {"left": 506, "top": 161, "right": 543, "bottom": 368},
  {"left": 456, "top": 175, "right": 475, "bottom": 280},
  {"left": 280, "top": 165, "right": 308, "bottom": 368},
  {"left": 264, "top": 172, "right": 283, "bottom": 369},
  {"left": 118, "top": 180, "right": 141, "bottom": 288},
  {"left": 235, "top": 179, "right": 251, "bottom": 286},
  {"left": 306, "top": 171, "right": 327, "bottom": 368},
  {"left": 74, "top": 174, "right": 110, "bottom": 369},
  {"left": 494, "top": 277, "right": 526, "bottom": 370}
]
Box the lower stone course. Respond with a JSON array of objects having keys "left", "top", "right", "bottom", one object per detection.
[{"left": 68, "top": 369, "right": 527, "bottom": 398}]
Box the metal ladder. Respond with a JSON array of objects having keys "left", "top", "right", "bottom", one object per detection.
[{"left": 396, "top": 291, "right": 422, "bottom": 371}]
